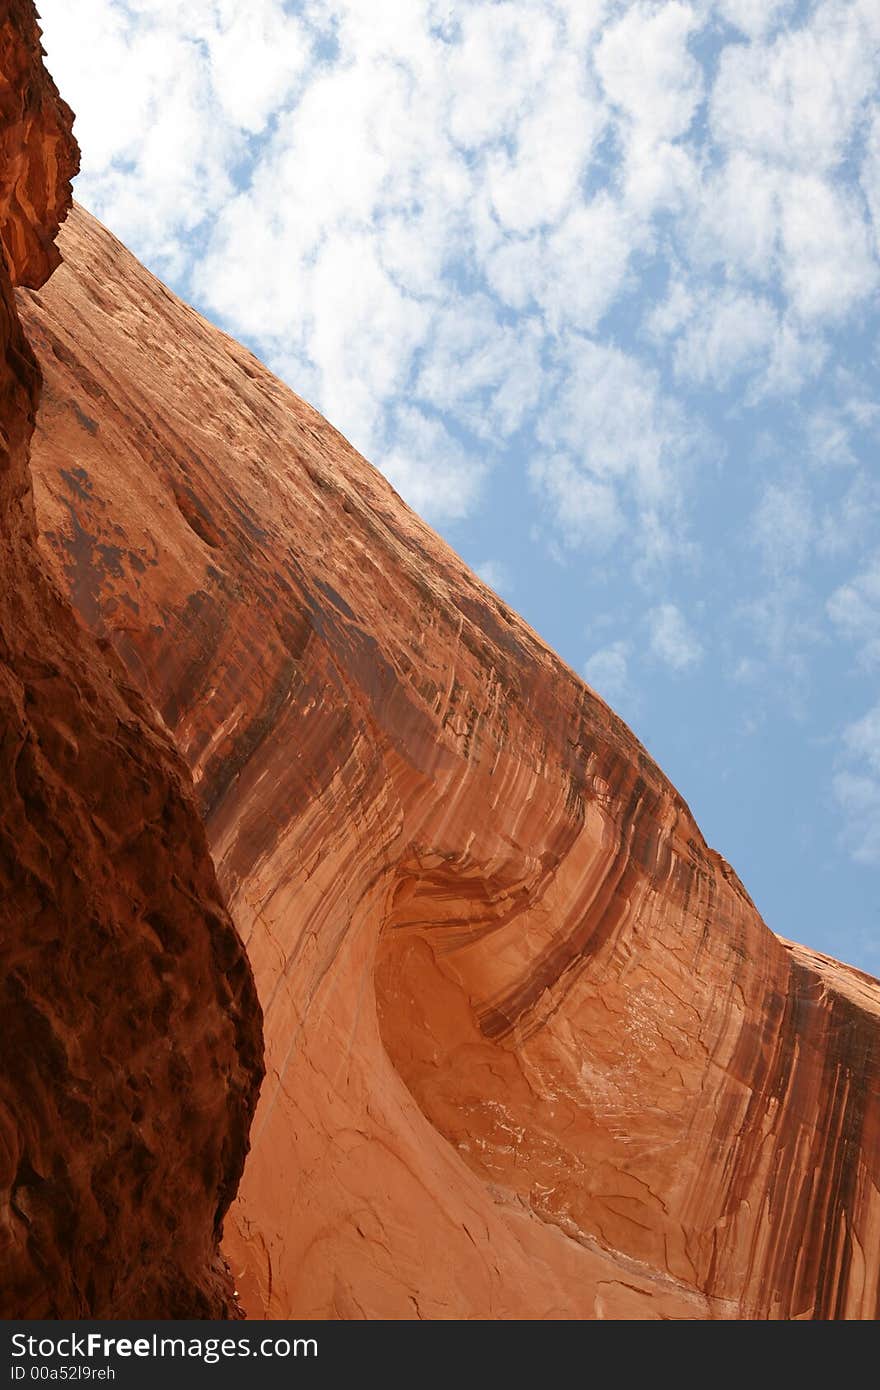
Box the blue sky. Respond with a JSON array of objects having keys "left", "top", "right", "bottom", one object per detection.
[{"left": 38, "top": 0, "right": 880, "bottom": 974}]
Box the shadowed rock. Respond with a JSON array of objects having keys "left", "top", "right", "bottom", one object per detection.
[{"left": 0, "top": 3, "right": 263, "bottom": 1318}]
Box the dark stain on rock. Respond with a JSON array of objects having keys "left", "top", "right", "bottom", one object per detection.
[
  {"left": 59, "top": 466, "right": 91, "bottom": 502},
  {"left": 314, "top": 576, "right": 356, "bottom": 621},
  {"left": 712, "top": 958, "right": 880, "bottom": 1318},
  {"left": 71, "top": 402, "right": 98, "bottom": 435},
  {"left": 200, "top": 656, "right": 297, "bottom": 822},
  {"left": 95, "top": 543, "right": 124, "bottom": 579}
]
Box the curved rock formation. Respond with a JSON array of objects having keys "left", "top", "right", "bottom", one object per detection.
[
  {"left": 0, "top": 6, "right": 262, "bottom": 1318},
  {"left": 19, "top": 200, "right": 880, "bottom": 1320}
]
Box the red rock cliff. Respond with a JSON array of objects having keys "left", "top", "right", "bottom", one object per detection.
[
  {"left": 0, "top": 5, "right": 263, "bottom": 1318},
  {"left": 19, "top": 201, "right": 880, "bottom": 1320}
]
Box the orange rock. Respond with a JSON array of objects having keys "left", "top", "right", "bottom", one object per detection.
[
  {"left": 0, "top": 3, "right": 76, "bottom": 290},
  {"left": 0, "top": 6, "right": 262, "bottom": 1318},
  {"left": 20, "top": 199, "right": 880, "bottom": 1320}
]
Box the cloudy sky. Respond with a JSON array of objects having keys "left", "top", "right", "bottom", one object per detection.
[{"left": 38, "top": 0, "right": 880, "bottom": 974}]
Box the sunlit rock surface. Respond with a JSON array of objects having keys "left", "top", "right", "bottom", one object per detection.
[{"left": 20, "top": 202, "right": 880, "bottom": 1321}]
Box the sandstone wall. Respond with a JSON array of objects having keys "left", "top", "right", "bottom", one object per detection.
[{"left": 20, "top": 203, "right": 880, "bottom": 1319}]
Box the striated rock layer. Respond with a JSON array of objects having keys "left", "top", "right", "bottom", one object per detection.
[
  {"left": 0, "top": 6, "right": 262, "bottom": 1318},
  {"left": 20, "top": 203, "right": 880, "bottom": 1321}
]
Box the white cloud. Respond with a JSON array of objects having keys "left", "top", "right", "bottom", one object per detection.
[
  {"left": 541, "top": 197, "right": 640, "bottom": 330},
  {"left": 779, "top": 173, "right": 878, "bottom": 323},
  {"left": 653, "top": 279, "right": 827, "bottom": 396},
  {"left": 35, "top": 0, "right": 880, "bottom": 550},
  {"left": 806, "top": 391, "right": 880, "bottom": 478},
  {"left": 304, "top": 231, "right": 432, "bottom": 447},
  {"left": 413, "top": 298, "right": 543, "bottom": 440},
  {"left": 585, "top": 640, "right": 632, "bottom": 705},
  {"left": 444, "top": 2, "right": 562, "bottom": 149},
  {"left": 710, "top": 4, "right": 879, "bottom": 173},
  {"left": 648, "top": 602, "right": 703, "bottom": 670},
  {"left": 205, "top": 1, "right": 309, "bottom": 132},
  {"left": 529, "top": 332, "right": 700, "bottom": 563},
  {"left": 594, "top": 3, "right": 703, "bottom": 219},
  {"left": 835, "top": 702, "right": 880, "bottom": 862},
  {"left": 760, "top": 317, "right": 828, "bottom": 397},
  {"left": 862, "top": 108, "right": 880, "bottom": 251},
  {"left": 633, "top": 138, "right": 700, "bottom": 221},
  {"left": 807, "top": 403, "right": 869, "bottom": 471},
  {"left": 827, "top": 554, "right": 880, "bottom": 666},
  {"left": 38, "top": 0, "right": 309, "bottom": 271},
  {"left": 716, "top": 0, "right": 796, "bottom": 40},
  {"left": 690, "top": 3, "right": 880, "bottom": 332},
  {"left": 529, "top": 453, "right": 624, "bottom": 549},
  {"left": 595, "top": 2, "right": 703, "bottom": 141},
  {"left": 833, "top": 771, "right": 880, "bottom": 863},
  {"left": 539, "top": 338, "right": 690, "bottom": 502},
  {"left": 485, "top": 57, "right": 604, "bottom": 234},
  {"left": 475, "top": 559, "right": 512, "bottom": 594},
  {"left": 737, "top": 579, "right": 820, "bottom": 683},
  {"left": 751, "top": 482, "right": 814, "bottom": 575},
  {"left": 486, "top": 194, "right": 640, "bottom": 332},
  {"left": 688, "top": 153, "right": 780, "bottom": 283},
  {"left": 380, "top": 406, "right": 483, "bottom": 522},
  {"left": 842, "top": 700, "right": 880, "bottom": 772},
  {"left": 817, "top": 472, "right": 880, "bottom": 558},
  {"left": 666, "top": 286, "right": 778, "bottom": 388},
  {"left": 690, "top": 160, "right": 878, "bottom": 328}
]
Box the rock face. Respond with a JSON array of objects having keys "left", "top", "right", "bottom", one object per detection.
[
  {"left": 19, "top": 199, "right": 880, "bottom": 1320},
  {"left": 0, "top": 6, "right": 262, "bottom": 1318}
]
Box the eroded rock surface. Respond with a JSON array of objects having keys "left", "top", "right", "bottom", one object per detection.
[
  {"left": 0, "top": 6, "right": 262, "bottom": 1318},
  {"left": 20, "top": 202, "right": 880, "bottom": 1321}
]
